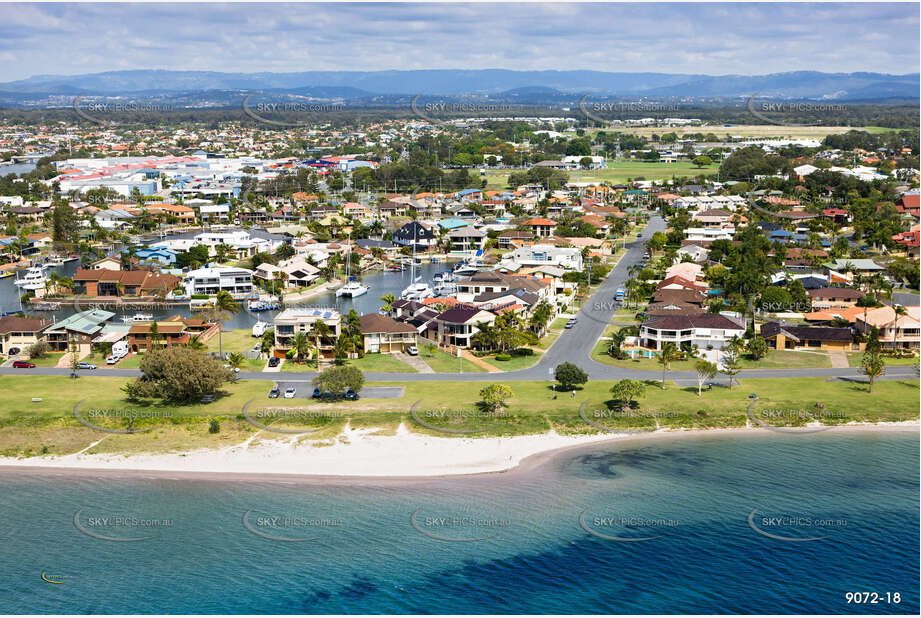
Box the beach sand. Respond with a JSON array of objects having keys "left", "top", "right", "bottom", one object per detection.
[{"left": 0, "top": 421, "right": 916, "bottom": 481}]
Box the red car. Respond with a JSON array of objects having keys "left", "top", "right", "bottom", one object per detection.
[{"left": 12, "top": 360, "right": 36, "bottom": 368}]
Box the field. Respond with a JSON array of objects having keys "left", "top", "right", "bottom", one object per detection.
[
  {"left": 0, "top": 374, "right": 916, "bottom": 457},
  {"left": 584, "top": 124, "right": 879, "bottom": 139},
  {"left": 483, "top": 160, "right": 719, "bottom": 189}
]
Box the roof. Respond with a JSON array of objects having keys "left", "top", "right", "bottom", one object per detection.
[
  {"left": 523, "top": 218, "right": 556, "bottom": 227},
  {"left": 47, "top": 309, "right": 115, "bottom": 335},
  {"left": 437, "top": 305, "right": 494, "bottom": 324},
  {"left": 0, "top": 315, "right": 51, "bottom": 334},
  {"left": 359, "top": 313, "right": 417, "bottom": 335},
  {"left": 643, "top": 313, "right": 744, "bottom": 331},
  {"left": 761, "top": 321, "right": 852, "bottom": 343},
  {"left": 807, "top": 287, "right": 863, "bottom": 300},
  {"left": 651, "top": 288, "right": 708, "bottom": 304}
]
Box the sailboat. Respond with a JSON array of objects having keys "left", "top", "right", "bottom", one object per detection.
[
  {"left": 336, "top": 239, "right": 369, "bottom": 298},
  {"left": 400, "top": 227, "right": 433, "bottom": 301}
]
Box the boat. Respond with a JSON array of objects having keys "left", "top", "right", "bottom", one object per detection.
[
  {"left": 400, "top": 227, "right": 434, "bottom": 302},
  {"left": 121, "top": 313, "right": 154, "bottom": 323},
  {"left": 0, "top": 271, "right": 13, "bottom": 279},
  {"left": 433, "top": 271, "right": 456, "bottom": 283},
  {"left": 252, "top": 321, "right": 268, "bottom": 337},
  {"left": 433, "top": 282, "right": 458, "bottom": 296},
  {"left": 336, "top": 278, "right": 369, "bottom": 298},
  {"left": 335, "top": 241, "right": 369, "bottom": 298},
  {"left": 13, "top": 265, "right": 49, "bottom": 291},
  {"left": 452, "top": 261, "right": 480, "bottom": 276}
]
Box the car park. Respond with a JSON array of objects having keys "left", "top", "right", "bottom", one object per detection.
[
  {"left": 12, "top": 360, "right": 35, "bottom": 368},
  {"left": 284, "top": 387, "right": 296, "bottom": 399}
]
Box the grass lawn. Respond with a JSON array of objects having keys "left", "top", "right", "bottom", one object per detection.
[
  {"left": 280, "top": 360, "right": 319, "bottom": 372},
  {"left": 737, "top": 350, "right": 831, "bottom": 369},
  {"left": 27, "top": 353, "right": 65, "bottom": 367},
  {"left": 483, "top": 350, "right": 542, "bottom": 371},
  {"left": 482, "top": 160, "right": 719, "bottom": 189},
  {"left": 206, "top": 328, "right": 266, "bottom": 371},
  {"left": 420, "top": 348, "right": 485, "bottom": 373},
  {"left": 847, "top": 353, "right": 920, "bottom": 368},
  {"left": 342, "top": 354, "right": 417, "bottom": 373},
  {"left": 0, "top": 374, "right": 916, "bottom": 456}
]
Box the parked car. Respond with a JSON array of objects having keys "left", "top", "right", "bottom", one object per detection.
[
  {"left": 284, "top": 387, "right": 296, "bottom": 399},
  {"left": 312, "top": 387, "right": 322, "bottom": 399},
  {"left": 77, "top": 362, "right": 97, "bottom": 370},
  {"left": 268, "top": 387, "right": 280, "bottom": 399},
  {"left": 344, "top": 388, "right": 359, "bottom": 401},
  {"left": 268, "top": 357, "right": 280, "bottom": 368},
  {"left": 201, "top": 395, "right": 215, "bottom": 404},
  {"left": 12, "top": 360, "right": 35, "bottom": 368},
  {"left": 223, "top": 364, "right": 241, "bottom": 374},
  {"left": 406, "top": 345, "right": 419, "bottom": 356}
]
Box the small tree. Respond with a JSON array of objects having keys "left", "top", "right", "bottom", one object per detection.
[
  {"left": 694, "top": 359, "right": 717, "bottom": 396},
  {"left": 692, "top": 155, "right": 712, "bottom": 168},
  {"left": 26, "top": 341, "right": 49, "bottom": 359},
  {"left": 479, "top": 384, "right": 514, "bottom": 413},
  {"left": 313, "top": 365, "right": 364, "bottom": 394},
  {"left": 610, "top": 379, "right": 645, "bottom": 410},
  {"left": 860, "top": 350, "right": 886, "bottom": 393},
  {"left": 657, "top": 342, "right": 678, "bottom": 390},
  {"left": 721, "top": 348, "right": 741, "bottom": 390},
  {"left": 208, "top": 419, "right": 221, "bottom": 434},
  {"left": 69, "top": 335, "right": 80, "bottom": 377},
  {"left": 747, "top": 336, "right": 768, "bottom": 361},
  {"left": 555, "top": 362, "right": 589, "bottom": 392}
]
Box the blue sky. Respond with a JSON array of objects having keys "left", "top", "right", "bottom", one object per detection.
[{"left": 0, "top": 2, "right": 917, "bottom": 80}]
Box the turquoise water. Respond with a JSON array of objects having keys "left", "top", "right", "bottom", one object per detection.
[{"left": 1, "top": 431, "right": 917, "bottom": 614}]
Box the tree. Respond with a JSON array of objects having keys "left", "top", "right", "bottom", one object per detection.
[
  {"left": 290, "top": 332, "right": 311, "bottom": 363},
  {"left": 260, "top": 329, "right": 275, "bottom": 358},
  {"left": 610, "top": 379, "right": 645, "bottom": 410},
  {"left": 310, "top": 319, "right": 332, "bottom": 368},
  {"left": 555, "top": 362, "right": 589, "bottom": 391},
  {"left": 720, "top": 348, "right": 741, "bottom": 390},
  {"left": 747, "top": 336, "right": 768, "bottom": 361},
  {"left": 692, "top": 155, "right": 712, "bottom": 168},
  {"left": 196, "top": 290, "right": 239, "bottom": 358},
  {"left": 479, "top": 384, "right": 514, "bottom": 413},
  {"left": 129, "top": 347, "right": 233, "bottom": 403},
  {"left": 860, "top": 352, "right": 886, "bottom": 393},
  {"left": 69, "top": 335, "right": 80, "bottom": 378},
  {"left": 657, "top": 342, "right": 678, "bottom": 390},
  {"left": 313, "top": 365, "right": 364, "bottom": 394},
  {"left": 694, "top": 359, "right": 717, "bottom": 396},
  {"left": 227, "top": 352, "right": 246, "bottom": 372},
  {"left": 380, "top": 293, "right": 397, "bottom": 313}
]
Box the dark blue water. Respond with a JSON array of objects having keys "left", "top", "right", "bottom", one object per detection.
[{"left": 0, "top": 431, "right": 917, "bottom": 614}]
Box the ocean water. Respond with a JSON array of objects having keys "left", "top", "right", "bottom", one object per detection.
[{"left": 0, "top": 431, "right": 917, "bottom": 614}]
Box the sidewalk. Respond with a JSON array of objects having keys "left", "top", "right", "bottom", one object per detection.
[
  {"left": 461, "top": 350, "right": 501, "bottom": 373},
  {"left": 828, "top": 350, "right": 849, "bottom": 369}
]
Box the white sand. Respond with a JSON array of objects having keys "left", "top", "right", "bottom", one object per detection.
[{"left": 1, "top": 421, "right": 915, "bottom": 478}]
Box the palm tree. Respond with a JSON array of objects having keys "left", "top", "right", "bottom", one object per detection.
[
  {"left": 380, "top": 293, "right": 397, "bottom": 314},
  {"left": 196, "top": 290, "right": 239, "bottom": 359},
  {"left": 291, "top": 331, "right": 310, "bottom": 363},
  {"left": 184, "top": 334, "right": 206, "bottom": 351},
  {"left": 260, "top": 329, "right": 275, "bottom": 359},
  {"left": 887, "top": 304, "right": 907, "bottom": 350},
  {"left": 227, "top": 352, "right": 246, "bottom": 371},
  {"left": 309, "top": 320, "right": 332, "bottom": 369},
  {"left": 657, "top": 342, "right": 678, "bottom": 390}
]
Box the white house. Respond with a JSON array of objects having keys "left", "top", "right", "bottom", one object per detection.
[{"left": 184, "top": 266, "right": 255, "bottom": 299}]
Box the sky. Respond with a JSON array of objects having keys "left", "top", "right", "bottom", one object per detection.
[{"left": 0, "top": 2, "right": 918, "bottom": 81}]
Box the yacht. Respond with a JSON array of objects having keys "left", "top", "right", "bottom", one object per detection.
[
  {"left": 252, "top": 321, "right": 269, "bottom": 337},
  {"left": 13, "top": 265, "right": 49, "bottom": 291},
  {"left": 336, "top": 240, "right": 369, "bottom": 298},
  {"left": 121, "top": 313, "right": 154, "bottom": 323},
  {"left": 453, "top": 261, "right": 480, "bottom": 276},
  {"left": 399, "top": 227, "right": 433, "bottom": 302},
  {"left": 336, "top": 277, "right": 369, "bottom": 298},
  {"left": 432, "top": 270, "right": 456, "bottom": 283},
  {"left": 433, "top": 281, "right": 458, "bottom": 296}
]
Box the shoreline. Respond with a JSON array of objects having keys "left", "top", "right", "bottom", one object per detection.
[{"left": 0, "top": 421, "right": 916, "bottom": 484}]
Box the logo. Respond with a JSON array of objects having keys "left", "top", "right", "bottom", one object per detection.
[
  {"left": 409, "top": 400, "right": 511, "bottom": 435},
  {"left": 73, "top": 400, "right": 173, "bottom": 434},
  {"left": 747, "top": 508, "right": 846, "bottom": 542},
  {"left": 73, "top": 508, "right": 172, "bottom": 542},
  {"left": 409, "top": 508, "right": 510, "bottom": 542},
  {"left": 241, "top": 509, "right": 342, "bottom": 542},
  {"left": 746, "top": 92, "right": 846, "bottom": 127},
  {"left": 578, "top": 510, "right": 677, "bottom": 542},
  {"left": 241, "top": 399, "right": 343, "bottom": 435}
]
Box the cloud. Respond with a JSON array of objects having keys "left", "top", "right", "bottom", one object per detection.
[{"left": 0, "top": 2, "right": 917, "bottom": 80}]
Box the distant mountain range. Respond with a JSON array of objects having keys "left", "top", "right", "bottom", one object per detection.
[{"left": 0, "top": 69, "right": 917, "bottom": 106}]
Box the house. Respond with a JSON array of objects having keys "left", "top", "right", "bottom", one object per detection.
[
  {"left": 254, "top": 257, "right": 321, "bottom": 289},
  {"left": 685, "top": 227, "right": 735, "bottom": 242},
  {"left": 497, "top": 230, "right": 532, "bottom": 248},
  {"left": 135, "top": 246, "right": 178, "bottom": 267},
  {"left": 456, "top": 271, "right": 548, "bottom": 303},
  {"left": 392, "top": 221, "right": 438, "bottom": 249},
  {"left": 184, "top": 266, "right": 254, "bottom": 299},
  {"left": 761, "top": 321, "right": 855, "bottom": 351},
  {"left": 521, "top": 218, "right": 557, "bottom": 238},
  {"left": 358, "top": 313, "right": 417, "bottom": 354},
  {"left": 446, "top": 226, "right": 486, "bottom": 252},
  {"left": 497, "top": 244, "right": 583, "bottom": 272},
  {"left": 72, "top": 269, "right": 181, "bottom": 298},
  {"left": 432, "top": 305, "right": 496, "bottom": 349},
  {"left": 651, "top": 288, "right": 708, "bottom": 305},
  {"left": 892, "top": 226, "right": 920, "bottom": 258},
  {"left": 691, "top": 209, "right": 736, "bottom": 228},
  {"left": 272, "top": 308, "right": 342, "bottom": 359},
  {"left": 676, "top": 243, "right": 709, "bottom": 263},
  {"left": 0, "top": 316, "right": 50, "bottom": 355},
  {"left": 639, "top": 313, "right": 746, "bottom": 351},
  {"left": 199, "top": 203, "right": 231, "bottom": 222},
  {"left": 854, "top": 305, "right": 920, "bottom": 350},
  {"left": 43, "top": 309, "right": 116, "bottom": 355},
  {"left": 127, "top": 316, "right": 217, "bottom": 352},
  {"left": 807, "top": 287, "right": 863, "bottom": 310}
]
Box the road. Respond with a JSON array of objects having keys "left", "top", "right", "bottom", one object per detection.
[{"left": 1, "top": 214, "right": 917, "bottom": 385}]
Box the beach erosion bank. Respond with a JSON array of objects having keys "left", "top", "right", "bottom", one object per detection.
[{"left": 0, "top": 421, "right": 917, "bottom": 480}]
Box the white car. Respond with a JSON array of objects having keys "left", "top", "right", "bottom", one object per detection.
[
  {"left": 406, "top": 346, "right": 419, "bottom": 356},
  {"left": 284, "top": 387, "right": 296, "bottom": 399}
]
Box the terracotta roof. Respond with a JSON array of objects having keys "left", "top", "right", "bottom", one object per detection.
[
  {"left": 358, "top": 313, "right": 417, "bottom": 334},
  {"left": 0, "top": 315, "right": 51, "bottom": 334}
]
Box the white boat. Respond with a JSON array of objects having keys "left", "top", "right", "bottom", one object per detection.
[
  {"left": 336, "top": 237, "right": 369, "bottom": 298},
  {"left": 122, "top": 312, "right": 154, "bottom": 323},
  {"left": 252, "top": 321, "right": 268, "bottom": 337},
  {"left": 13, "top": 266, "right": 49, "bottom": 291},
  {"left": 433, "top": 282, "right": 458, "bottom": 296},
  {"left": 336, "top": 278, "right": 369, "bottom": 298},
  {"left": 401, "top": 281, "right": 434, "bottom": 302},
  {"left": 453, "top": 262, "right": 480, "bottom": 276}
]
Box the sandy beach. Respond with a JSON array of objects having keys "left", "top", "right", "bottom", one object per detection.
[{"left": 0, "top": 421, "right": 916, "bottom": 481}]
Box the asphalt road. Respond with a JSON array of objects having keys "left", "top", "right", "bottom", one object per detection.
[{"left": 2, "top": 214, "right": 917, "bottom": 385}]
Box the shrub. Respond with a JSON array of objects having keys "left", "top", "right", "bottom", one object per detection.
[
  {"left": 208, "top": 419, "right": 221, "bottom": 434},
  {"left": 495, "top": 353, "right": 512, "bottom": 361}
]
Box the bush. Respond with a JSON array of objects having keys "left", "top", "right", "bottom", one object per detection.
[
  {"left": 512, "top": 347, "right": 534, "bottom": 356},
  {"left": 313, "top": 365, "right": 364, "bottom": 394},
  {"left": 127, "top": 347, "right": 234, "bottom": 403},
  {"left": 495, "top": 353, "right": 512, "bottom": 361},
  {"left": 27, "top": 342, "right": 49, "bottom": 359},
  {"left": 208, "top": 419, "right": 221, "bottom": 434}
]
